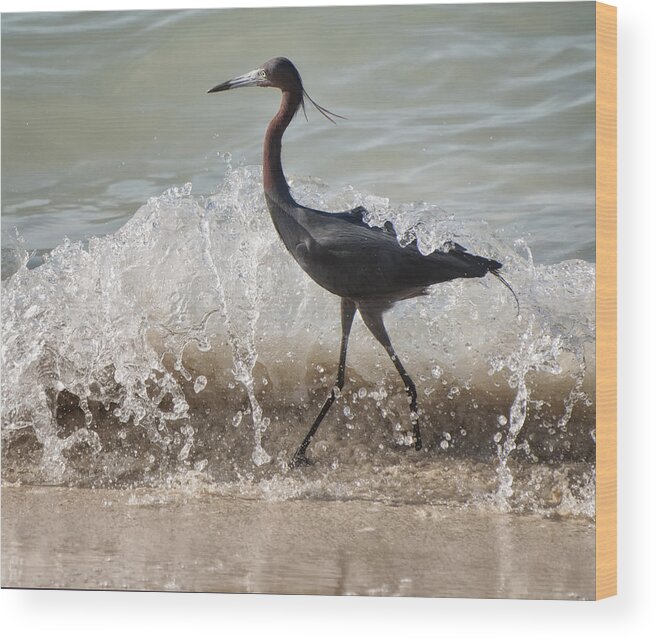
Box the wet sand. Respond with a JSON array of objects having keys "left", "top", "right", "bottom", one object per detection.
[{"left": 1, "top": 486, "right": 594, "bottom": 599}]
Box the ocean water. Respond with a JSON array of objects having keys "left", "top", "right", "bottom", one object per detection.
[
  {"left": 2, "top": 4, "right": 596, "bottom": 521},
  {"left": 2, "top": 4, "right": 595, "bottom": 267}
]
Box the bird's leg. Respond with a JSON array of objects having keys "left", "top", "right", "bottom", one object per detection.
[
  {"left": 359, "top": 307, "right": 422, "bottom": 451},
  {"left": 290, "top": 298, "right": 357, "bottom": 468}
]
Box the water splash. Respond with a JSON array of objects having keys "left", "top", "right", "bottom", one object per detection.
[
  {"left": 490, "top": 319, "right": 563, "bottom": 509},
  {"left": 200, "top": 170, "right": 271, "bottom": 466},
  {"left": 2, "top": 166, "right": 595, "bottom": 515}
]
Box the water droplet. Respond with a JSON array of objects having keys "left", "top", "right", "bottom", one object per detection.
[
  {"left": 497, "top": 415, "right": 508, "bottom": 426},
  {"left": 252, "top": 446, "right": 271, "bottom": 467},
  {"left": 193, "top": 376, "right": 207, "bottom": 394},
  {"left": 232, "top": 411, "right": 243, "bottom": 427}
]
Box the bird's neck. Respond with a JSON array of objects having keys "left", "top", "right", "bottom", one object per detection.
[{"left": 263, "top": 90, "right": 302, "bottom": 205}]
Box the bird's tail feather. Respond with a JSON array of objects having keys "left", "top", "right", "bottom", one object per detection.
[{"left": 490, "top": 267, "right": 520, "bottom": 317}]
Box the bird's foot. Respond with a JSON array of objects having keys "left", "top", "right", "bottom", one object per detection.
[{"left": 289, "top": 450, "right": 313, "bottom": 469}]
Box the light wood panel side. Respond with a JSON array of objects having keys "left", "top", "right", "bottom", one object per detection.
[{"left": 595, "top": 1, "right": 617, "bottom": 601}]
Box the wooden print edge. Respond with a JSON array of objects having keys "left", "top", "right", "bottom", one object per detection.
[{"left": 595, "top": 1, "right": 617, "bottom": 600}]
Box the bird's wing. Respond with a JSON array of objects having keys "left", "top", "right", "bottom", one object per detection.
[
  {"left": 289, "top": 205, "right": 502, "bottom": 300},
  {"left": 307, "top": 212, "right": 487, "bottom": 285},
  {"left": 314, "top": 205, "right": 397, "bottom": 236}
]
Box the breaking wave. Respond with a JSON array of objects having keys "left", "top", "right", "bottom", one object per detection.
[{"left": 1, "top": 165, "right": 595, "bottom": 517}]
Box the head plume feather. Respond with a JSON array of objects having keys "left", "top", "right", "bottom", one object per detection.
[{"left": 300, "top": 88, "right": 346, "bottom": 124}]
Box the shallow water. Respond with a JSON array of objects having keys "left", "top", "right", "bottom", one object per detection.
[{"left": 1, "top": 486, "right": 595, "bottom": 599}]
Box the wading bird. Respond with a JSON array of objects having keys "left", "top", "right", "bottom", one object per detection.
[{"left": 209, "top": 57, "right": 516, "bottom": 467}]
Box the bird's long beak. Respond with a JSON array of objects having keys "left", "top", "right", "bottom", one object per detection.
[{"left": 207, "top": 68, "right": 263, "bottom": 93}]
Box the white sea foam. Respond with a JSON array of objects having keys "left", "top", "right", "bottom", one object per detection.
[{"left": 1, "top": 168, "right": 595, "bottom": 515}]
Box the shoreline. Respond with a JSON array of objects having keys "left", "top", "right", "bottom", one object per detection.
[{"left": 2, "top": 485, "right": 594, "bottom": 599}]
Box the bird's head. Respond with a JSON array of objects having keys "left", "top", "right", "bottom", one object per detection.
[
  {"left": 208, "top": 57, "right": 343, "bottom": 123},
  {"left": 207, "top": 57, "right": 294, "bottom": 92}
]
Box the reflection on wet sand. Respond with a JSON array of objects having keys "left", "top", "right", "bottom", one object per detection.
[{"left": 2, "top": 487, "right": 594, "bottom": 599}]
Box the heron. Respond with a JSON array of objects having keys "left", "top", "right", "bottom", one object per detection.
[{"left": 208, "top": 57, "right": 516, "bottom": 467}]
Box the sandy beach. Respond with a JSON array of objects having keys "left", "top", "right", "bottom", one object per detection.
[{"left": 2, "top": 486, "right": 594, "bottom": 599}]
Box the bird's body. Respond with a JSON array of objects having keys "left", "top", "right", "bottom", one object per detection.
[
  {"left": 209, "top": 57, "right": 514, "bottom": 466},
  {"left": 266, "top": 196, "right": 499, "bottom": 307}
]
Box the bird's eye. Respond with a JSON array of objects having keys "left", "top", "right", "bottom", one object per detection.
[{"left": 259, "top": 70, "right": 267, "bottom": 79}]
